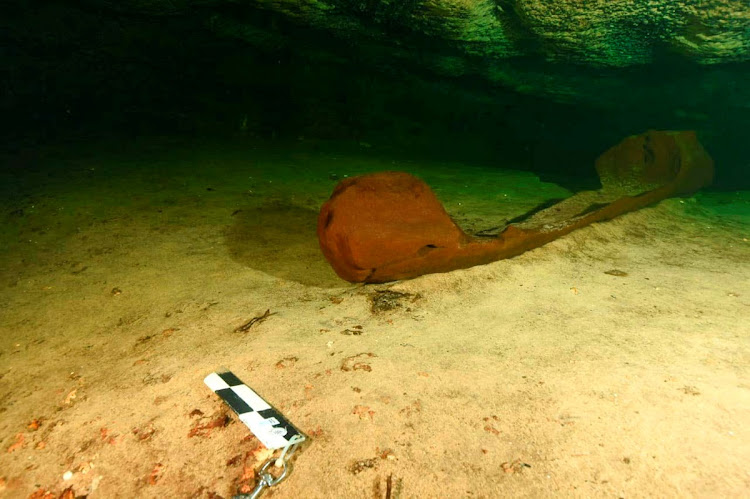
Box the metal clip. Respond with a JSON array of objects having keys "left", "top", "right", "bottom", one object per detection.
[{"left": 233, "top": 457, "right": 291, "bottom": 499}]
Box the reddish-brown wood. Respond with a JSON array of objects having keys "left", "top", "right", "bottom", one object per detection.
[{"left": 318, "top": 130, "right": 714, "bottom": 283}]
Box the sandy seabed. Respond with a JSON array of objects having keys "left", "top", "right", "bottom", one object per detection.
[{"left": 0, "top": 137, "right": 748, "bottom": 498}]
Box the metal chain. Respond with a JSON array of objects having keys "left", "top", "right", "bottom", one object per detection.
[{"left": 232, "top": 457, "right": 291, "bottom": 499}]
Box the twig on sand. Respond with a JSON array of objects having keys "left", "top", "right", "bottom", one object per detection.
[{"left": 234, "top": 309, "right": 276, "bottom": 333}]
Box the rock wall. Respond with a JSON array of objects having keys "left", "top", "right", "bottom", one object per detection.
[{"left": 2, "top": 1, "right": 749, "bottom": 185}]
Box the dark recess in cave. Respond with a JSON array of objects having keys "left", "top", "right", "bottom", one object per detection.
[{"left": 1, "top": 0, "right": 748, "bottom": 189}]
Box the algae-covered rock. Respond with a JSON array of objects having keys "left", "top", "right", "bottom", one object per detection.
[
  {"left": 226, "top": 0, "right": 749, "bottom": 66},
  {"left": 199, "top": 0, "right": 750, "bottom": 112},
  {"left": 83, "top": 0, "right": 750, "bottom": 67},
  {"left": 509, "top": 0, "right": 750, "bottom": 65}
]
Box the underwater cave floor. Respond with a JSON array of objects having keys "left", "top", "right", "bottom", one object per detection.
[{"left": 0, "top": 137, "right": 749, "bottom": 498}]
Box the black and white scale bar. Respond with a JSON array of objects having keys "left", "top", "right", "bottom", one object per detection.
[{"left": 204, "top": 371, "right": 304, "bottom": 450}]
